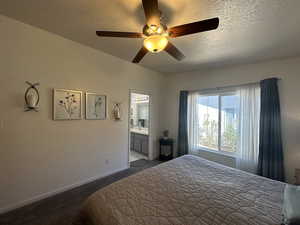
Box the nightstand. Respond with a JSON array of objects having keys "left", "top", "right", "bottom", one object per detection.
[
  {"left": 296, "top": 168, "right": 300, "bottom": 185},
  {"left": 159, "top": 138, "right": 174, "bottom": 161}
]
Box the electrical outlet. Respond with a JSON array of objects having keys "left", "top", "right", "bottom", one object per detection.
[{"left": 105, "top": 159, "right": 109, "bottom": 165}]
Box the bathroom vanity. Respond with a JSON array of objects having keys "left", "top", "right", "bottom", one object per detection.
[{"left": 130, "top": 128, "right": 149, "bottom": 156}]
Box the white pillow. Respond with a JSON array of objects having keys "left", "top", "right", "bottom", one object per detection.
[{"left": 283, "top": 184, "right": 300, "bottom": 225}]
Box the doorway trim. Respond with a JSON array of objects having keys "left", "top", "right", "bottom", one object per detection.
[{"left": 128, "top": 89, "right": 152, "bottom": 167}]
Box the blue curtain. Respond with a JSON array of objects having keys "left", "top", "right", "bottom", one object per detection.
[
  {"left": 257, "top": 78, "right": 285, "bottom": 182},
  {"left": 177, "top": 91, "right": 189, "bottom": 156}
]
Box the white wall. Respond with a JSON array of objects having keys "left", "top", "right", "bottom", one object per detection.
[
  {"left": 0, "top": 15, "right": 166, "bottom": 213},
  {"left": 163, "top": 57, "right": 300, "bottom": 183}
]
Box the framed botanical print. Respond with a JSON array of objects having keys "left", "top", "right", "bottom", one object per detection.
[
  {"left": 53, "top": 89, "right": 82, "bottom": 120},
  {"left": 85, "top": 93, "right": 107, "bottom": 120}
]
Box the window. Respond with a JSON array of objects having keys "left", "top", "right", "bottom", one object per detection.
[
  {"left": 187, "top": 84, "right": 260, "bottom": 172},
  {"left": 188, "top": 91, "right": 240, "bottom": 154}
]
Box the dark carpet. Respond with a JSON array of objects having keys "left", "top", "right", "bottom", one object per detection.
[{"left": 0, "top": 159, "right": 161, "bottom": 225}]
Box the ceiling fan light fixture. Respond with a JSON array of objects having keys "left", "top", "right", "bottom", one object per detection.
[
  {"left": 96, "top": 0, "right": 219, "bottom": 63},
  {"left": 143, "top": 35, "right": 168, "bottom": 53}
]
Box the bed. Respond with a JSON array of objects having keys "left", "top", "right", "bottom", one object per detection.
[{"left": 77, "top": 155, "right": 285, "bottom": 225}]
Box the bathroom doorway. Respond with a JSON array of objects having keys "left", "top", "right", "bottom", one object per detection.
[{"left": 129, "top": 91, "right": 150, "bottom": 163}]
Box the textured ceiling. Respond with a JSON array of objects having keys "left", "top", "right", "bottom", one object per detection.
[{"left": 1, "top": 0, "right": 300, "bottom": 73}]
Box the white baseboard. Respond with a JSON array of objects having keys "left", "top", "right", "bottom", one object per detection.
[{"left": 0, "top": 166, "right": 129, "bottom": 215}]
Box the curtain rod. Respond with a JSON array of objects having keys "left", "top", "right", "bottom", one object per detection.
[{"left": 188, "top": 77, "right": 282, "bottom": 93}]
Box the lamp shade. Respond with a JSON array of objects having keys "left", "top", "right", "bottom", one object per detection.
[{"left": 143, "top": 35, "right": 168, "bottom": 53}]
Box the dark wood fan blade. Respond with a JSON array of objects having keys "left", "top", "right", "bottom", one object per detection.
[
  {"left": 165, "top": 42, "right": 185, "bottom": 61},
  {"left": 96, "top": 31, "right": 142, "bottom": 38},
  {"left": 132, "top": 46, "right": 148, "bottom": 63},
  {"left": 142, "top": 0, "right": 160, "bottom": 26},
  {"left": 168, "top": 17, "right": 219, "bottom": 38}
]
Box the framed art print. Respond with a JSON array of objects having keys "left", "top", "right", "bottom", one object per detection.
[
  {"left": 53, "top": 89, "right": 82, "bottom": 120},
  {"left": 85, "top": 93, "right": 107, "bottom": 120}
]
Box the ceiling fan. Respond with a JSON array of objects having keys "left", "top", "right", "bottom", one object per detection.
[{"left": 96, "top": 0, "right": 219, "bottom": 63}]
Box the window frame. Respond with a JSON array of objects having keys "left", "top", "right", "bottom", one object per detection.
[{"left": 195, "top": 90, "right": 239, "bottom": 156}]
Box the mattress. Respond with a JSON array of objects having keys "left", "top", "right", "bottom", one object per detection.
[{"left": 77, "top": 155, "right": 285, "bottom": 225}]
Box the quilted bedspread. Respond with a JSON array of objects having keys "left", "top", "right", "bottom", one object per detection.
[{"left": 78, "top": 155, "right": 285, "bottom": 225}]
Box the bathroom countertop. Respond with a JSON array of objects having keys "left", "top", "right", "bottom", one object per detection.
[{"left": 130, "top": 128, "right": 149, "bottom": 135}]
